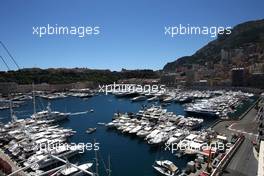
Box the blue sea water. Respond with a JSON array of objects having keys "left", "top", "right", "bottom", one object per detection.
[{"left": 0, "top": 94, "right": 216, "bottom": 176}]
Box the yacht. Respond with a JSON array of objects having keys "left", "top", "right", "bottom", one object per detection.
[
  {"left": 166, "top": 132, "right": 186, "bottom": 145},
  {"left": 185, "top": 106, "right": 219, "bottom": 117},
  {"left": 60, "top": 163, "right": 93, "bottom": 176},
  {"left": 86, "top": 128, "right": 96, "bottom": 134},
  {"left": 136, "top": 126, "right": 153, "bottom": 137},
  {"left": 70, "top": 93, "right": 93, "bottom": 98},
  {"left": 31, "top": 103, "right": 70, "bottom": 122},
  {"left": 147, "top": 96, "right": 159, "bottom": 102},
  {"left": 145, "top": 129, "right": 160, "bottom": 140},
  {"left": 129, "top": 125, "right": 143, "bottom": 134},
  {"left": 152, "top": 160, "right": 179, "bottom": 176},
  {"left": 0, "top": 111, "right": 85, "bottom": 175},
  {"left": 40, "top": 93, "right": 67, "bottom": 100},
  {"left": 24, "top": 145, "right": 82, "bottom": 170},
  {"left": 131, "top": 95, "right": 146, "bottom": 102},
  {"left": 122, "top": 124, "right": 136, "bottom": 133},
  {"left": 148, "top": 131, "right": 169, "bottom": 145},
  {"left": 163, "top": 96, "right": 174, "bottom": 103}
]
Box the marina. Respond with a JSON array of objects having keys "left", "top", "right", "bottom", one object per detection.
[
  {"left": 0, "top": 1, "right": 263, "bottom": 175},
  {"left": 0, "top": 89, "right": 257, "bottom": 176}
]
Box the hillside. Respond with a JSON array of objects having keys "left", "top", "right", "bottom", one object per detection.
[{"left": 163, "top": 19, "right": 264, "bottom": 72}]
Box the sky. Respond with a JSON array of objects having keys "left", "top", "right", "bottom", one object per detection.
[{"left": 0, "top": 0, "right": 263, "bottom": 71}]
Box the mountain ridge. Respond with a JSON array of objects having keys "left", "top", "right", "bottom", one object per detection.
[{"left": 163, "top": 19, "right": 264, "bottom": 72}]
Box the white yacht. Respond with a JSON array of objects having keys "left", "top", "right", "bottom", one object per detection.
[
  {"left": 24, "top": 145, "right": 82, "bottom": 170},
  {"left": 166, "top": 132, "right": 185, "bottom": 145},
  {"left": 163, "top": 96, "right": 174, "bottom": 103},
  {"left": 122, "top": 124, "right": 136, "bottom": 133},
  {"left": 136, "top": 126, "right": 153, "bottom": 137},
  {"left": 148, "top": 131, "right": 169, "bottom": 145},
  {"left": 129, "top": 125, "right": 142, "bottom": 134},
  {"left": 152, "top": 160, "right": 179, "bottom": 176},
  {"left": 60, "top": 163, "right": 93, "bottom": 176},
  {"left": 147, "top": 96, "right": 159, "bottom": 102},
  {"left": 31, "top": 103, "right": 69, "bottom": 122},
  {"left": 145, "top": 129, "right": 160, "bottom": 140},
  {"left": 131, "top": 95, "right": 146, "bottom": 102}
]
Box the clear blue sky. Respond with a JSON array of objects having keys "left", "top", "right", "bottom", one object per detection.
[{"left": 0, "top": 0, "right": 263, "bottom": 71}]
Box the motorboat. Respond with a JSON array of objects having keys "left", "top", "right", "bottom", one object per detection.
[
  {"left": 145, "top": 129, "right": 160, "bottom": 140},
  {"left": 24, "top": 145, "right": 82, "bottom": 170},
  {"left": 86, "top": 128, "right": 96, "bottom": 134},
  {"left": 136, "top": 126, "right": 153, "bottom": 137},
  {"left": 129, "top": 125, "right": 142, "bottom": 134},
  {"left": 152, "top": 160, "right": 179, "bottom": 176},
  {"left": 148, "top": 131, "right": 169, "bottom": 145},
  {"left": 166, "top": 132, "right": 185, "bottom": 145},
  {"left": 131, "top": 96, "right": 146, "bottom": 102},
  {"left": 147, "top": 96, "right": 159, "bottom": 102},
  {"left": 163, "top": 96, "right": 174, "bottom": 103}
]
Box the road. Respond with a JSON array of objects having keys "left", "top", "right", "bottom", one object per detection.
[
  {"left": 213, "top": 107, "right": 259, "bottom": 176},
  {"left": 213, "top": 108, "right": 258, "bottom": 137},
  {"left": 222, "top": 138, "right": 258, "bottom": 176}
]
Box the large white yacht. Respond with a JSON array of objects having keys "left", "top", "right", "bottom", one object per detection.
[{"left": 31, "top": 103, "right": 70, "bottom": 122}]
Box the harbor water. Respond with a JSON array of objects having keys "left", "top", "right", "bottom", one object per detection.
[{"left": 0, "top": 94, "right": 217, "bottom": 176}]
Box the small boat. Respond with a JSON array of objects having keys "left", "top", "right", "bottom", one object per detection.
[
  {"left": 131, "top": 96, "right": 146, "bottom": 102},
  {"left": 86, "top": 128, "right": 96, "bottom": 134},
  {"left": 163, "top": 97, "right": 174, "bottom": 103},
  {"left": 147, "top": 96, "right": 159, "bottom": 102},
  {"left": 97, "top": 122, "right": 106, "bottom": 126},
  {"left": 90, "top": 109, "right": 94, "bottom": 112},
  {"left": 152, "top": 160, "right": 179, "bottom": 176}
]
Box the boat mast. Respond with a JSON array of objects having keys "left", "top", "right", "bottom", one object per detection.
[
  {"left": 32, "top": 82, "right": 36, "bottom": 114},
  {"left": 9, "top": 98, "right": 17, "bottom": 122},
  {"left": 107, "top": 155, "right": 111, "bottom": 176},
  {"left": 9, "top": 99, "right": 13, "bottom": 121},
  {"left": 94, "top": 140, "right": 99, "bottom": 176},
  {"left": 206, "top": 138, "right": 212, "bottom": 173}
]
